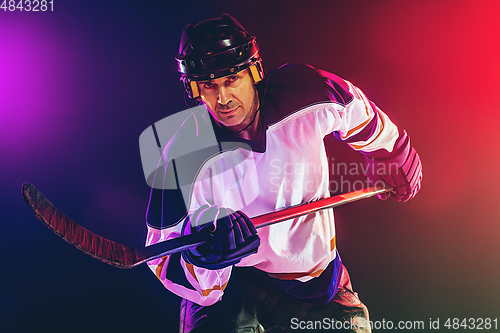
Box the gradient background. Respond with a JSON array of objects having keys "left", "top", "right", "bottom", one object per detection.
[{"left": 1, "top": 0, "right": 499, "bottom": 332}]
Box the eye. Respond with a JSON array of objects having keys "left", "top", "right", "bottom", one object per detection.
[
  {"left": 227, "top": 75, "right": 238, "bottom": 82},
  {"left": 202, "top": 82, "right": 216, "bottom": 89}
]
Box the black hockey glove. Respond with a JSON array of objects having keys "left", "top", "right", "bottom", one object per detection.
[{"left": 181, "top": 205, "right": 260, "bottom": 270}]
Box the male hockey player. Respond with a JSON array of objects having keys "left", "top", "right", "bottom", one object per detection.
[{"left": 144, "top": 14, "right": 422, "bottom": 333}]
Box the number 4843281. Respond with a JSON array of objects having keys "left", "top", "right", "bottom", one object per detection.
[
  {"left": 1, "top": 0, "right": 54, "bottom": 11},
  {"left": 444, "top": 318, "right": 497, "bottom": 330}
]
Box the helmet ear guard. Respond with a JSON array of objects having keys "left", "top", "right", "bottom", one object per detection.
[
  {"left": 249, "top": 62, "right": 264, "bottom": 83},
  {"left": 189, "top": 80, "right": 201, "bottom": 99}
]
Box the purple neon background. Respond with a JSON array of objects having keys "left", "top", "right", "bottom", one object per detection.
[{"left": 1, "top": 0, "right": 499, "bottom": 332}]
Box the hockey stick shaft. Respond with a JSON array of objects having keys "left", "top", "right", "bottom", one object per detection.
[
  {"left": 251, "top": 185, "right": 390, "bottom": 228},
  {"left": 132, "top": 185, "right": 392, "bottom": 267},
  {"left": 22, "top": 183, "right": 391, "bottom": 268}
]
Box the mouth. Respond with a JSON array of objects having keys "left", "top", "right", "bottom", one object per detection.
[{"left": 219, "top": 106, "right": 239, "bottom": 115}]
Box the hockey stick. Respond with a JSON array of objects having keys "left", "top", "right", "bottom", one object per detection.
[{"left": 22, "top": 182, "right": 391, "bottom": 269}]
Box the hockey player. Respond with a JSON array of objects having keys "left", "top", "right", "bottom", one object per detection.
[{"left": 144, "top": 14, "right": 422, "bottom": 333}]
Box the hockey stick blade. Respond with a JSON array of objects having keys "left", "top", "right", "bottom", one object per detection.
[
  {"left": 21, "top": 182, "right": 212, "bottom": 269},
  {"left": 22, "top": 182, "right": 390, "bottom": 269}
]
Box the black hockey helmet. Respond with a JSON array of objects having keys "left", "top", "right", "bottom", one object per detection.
[{"left": 176, "top": 14, "right": 264, "bottom": 98}]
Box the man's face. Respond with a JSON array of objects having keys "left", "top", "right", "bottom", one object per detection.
[{"left": 198, "top": 69, "right": 259, "bottom": 131}]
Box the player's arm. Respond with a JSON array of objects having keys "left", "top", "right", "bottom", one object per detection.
[
  {"left": 144, "top": 139, "right": 260, "bottom": 305},
  {"left": 145, "top": 222, "right": 233, "bottom": 306},
  {"left": 144, "top": 188, "right": 238, "bottom": 306},
  {"left": 319, "top": 69, "right": 422, "bottom": 201},
  {"left": 145, "top": 193, "right": 259, "bottom": 305}
]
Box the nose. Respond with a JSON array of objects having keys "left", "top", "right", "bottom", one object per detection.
[{"left": 217, "top": 86, "right": 232, "bottom": 106}]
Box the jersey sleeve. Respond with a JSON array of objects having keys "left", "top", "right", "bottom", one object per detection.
[
  {"left": 145, "top": 219, "right": 232, "bottom": 306},
  {"left": 317, "top": 69, "right": 400, "bottom": 155},
  {"left": 143, "top": 108, "right": 233, "bottom": 307},
  {"left": 317, "top": 68, "right": 421, "bottom": 199}
]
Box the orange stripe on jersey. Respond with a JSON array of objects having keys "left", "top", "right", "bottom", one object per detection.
[
  {"left": 341, "top": 117, "right": 372, "bottom": 140},
  {"left": 201, "top": 280, "right": 229, "bottom": 297},
  {"left": 268, "top": 236, "right": 336, "bottom": 280},
  {"left": 155, "top": 256, "right": 169, "bottom": 279},
  {"left": 330, "top": 235, "right": 336, "bottom": 252},
  {"left": 354, "top": 86, "right": 371, "bottom": 117},
  {"left": 341, "top": 86, "right": 371, "bottom": 140},
  {"left": 349, "top": 115, "right": 385, "bottom": 150},
  {"left": 184, "top": 262, "right": 199, "bottom": 283},
  {"left": 268, "top": 268, "right": 325, "bottom": 280},
  {"left": 185, "top": 262, "right": 228, "bottom": 296}
]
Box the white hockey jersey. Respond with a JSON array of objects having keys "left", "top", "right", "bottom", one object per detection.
[{"left": 144, "top": 64, "right": 399, "bottom": 306}]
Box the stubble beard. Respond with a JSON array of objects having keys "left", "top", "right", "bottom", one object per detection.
[{"left": 225, "top": 89, "right": 260, "bottom": 132}]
